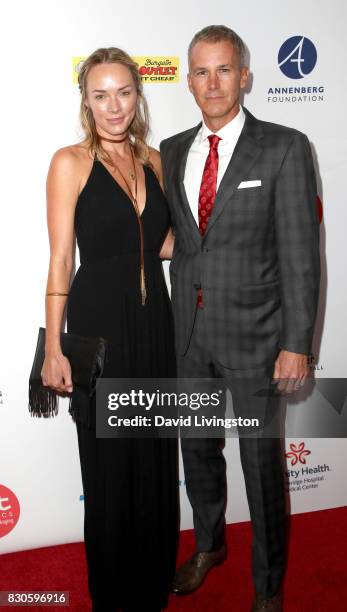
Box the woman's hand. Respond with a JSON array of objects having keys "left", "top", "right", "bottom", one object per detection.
[{"left": 41, "top": 351, "right": 73, "bottom": 394}]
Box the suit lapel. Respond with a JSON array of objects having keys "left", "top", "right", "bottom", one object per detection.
[
  {"left": 175, "top": 124, "right": 202, "bottom": 245},
  {"left": 203, "top": 108, "right": 264, "bottom": 239}
]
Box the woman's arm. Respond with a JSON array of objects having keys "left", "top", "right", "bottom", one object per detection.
[
  {"left": 41, "top": 147, "right": 81, "bottom": 393},
  {"left": 159, "top": 228, "right": 175, "bottom": 260},
  {"left": 149, "top": 147, "right": 175, "bottom": 260}
]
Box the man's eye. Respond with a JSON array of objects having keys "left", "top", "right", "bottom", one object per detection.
[
  {"left": 95, "top": 95, "right": 104, "bottom": 99},
  {"left": 196, "top": 71, "right": 207, "bottom": 76},
  {"left": 122, "top": 91, "right": 131, "bottom": 96}
]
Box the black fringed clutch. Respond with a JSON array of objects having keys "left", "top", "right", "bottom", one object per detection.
[{"left": 28, "top": 327, "right": 108, "bottom": 418}]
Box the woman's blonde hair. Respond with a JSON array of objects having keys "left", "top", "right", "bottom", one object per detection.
[{"left": 78, "top": 47, "right": 151, "bottom": 167}]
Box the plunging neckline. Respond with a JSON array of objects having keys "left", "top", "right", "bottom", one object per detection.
[{"left": 96, "top": 159, "right": 148, "bottom": 218}]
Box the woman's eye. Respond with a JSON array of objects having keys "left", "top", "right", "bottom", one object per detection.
[
  {"left": 95, "top": 95, "right": 104, "bottom": 100},
  {"left": 122, "top": 90, "right": 131, "bottom": 96}
]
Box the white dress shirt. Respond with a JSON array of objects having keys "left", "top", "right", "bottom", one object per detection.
[{"left": 183, "top": 105, "right": 246, "bottom": 225}]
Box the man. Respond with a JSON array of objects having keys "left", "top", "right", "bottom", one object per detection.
[{"left": 160, "top": 25, "right": 320, "bottom": 611}]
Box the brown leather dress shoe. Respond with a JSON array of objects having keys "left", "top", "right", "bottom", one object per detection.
[
  {"left": 172, "top": 544, "right": 227, "bottom": 595},
  {"left": 251, "top": 591, "right": 282, "bottom": 611}
]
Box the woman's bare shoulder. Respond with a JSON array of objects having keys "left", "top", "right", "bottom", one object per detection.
[
  {"left": 47, "top": 144, "right": 94, "bottom": 199},
  {"left": 148, "top": 146, "right": 161, "bottom": 164},
  {"left": 148, "top": 146, "right": 163, "bottom": 175},
  {"left": 50, "top": 142, "right": 93, "bottom": 172}
]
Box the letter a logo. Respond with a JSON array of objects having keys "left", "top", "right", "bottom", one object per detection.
[{"left": 278, "top": 36, "right": 317, "bottom": 79}]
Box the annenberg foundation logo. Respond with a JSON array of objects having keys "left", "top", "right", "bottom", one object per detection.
[
  {"left": 0, "top": 484, "right": 20, "bottom": 538},
  {"left": 285, "top": 442, "right": 331, "bottom": 493},
  {"left": 72, "top": 56, "right": 179, "bottom": 84},
  {"left": 267, "top": 35, "right": 324, "bottom": 104},
  {"left": 278, "top": 36, "right": 317, "bottom": 79}
]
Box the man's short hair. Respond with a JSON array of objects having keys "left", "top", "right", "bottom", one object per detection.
[{"left": 188, "top": 25, "right": 246, "bottom": 68}]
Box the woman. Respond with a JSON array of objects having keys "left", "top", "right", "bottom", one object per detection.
[{"left": 41, "top": 47, "right": 178, "bottom": 611}]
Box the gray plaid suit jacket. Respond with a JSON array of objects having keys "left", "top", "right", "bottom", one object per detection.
[{"left": 160, "top": 107, "right": 320, "bottom": 373}]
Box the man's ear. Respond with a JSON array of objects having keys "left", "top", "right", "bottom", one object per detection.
[
  {"left": 187, "top": 72, "right": 193, "bottom": 94},
  {"left": 240, "top": 67, "right": 249, "bottom": 90}
]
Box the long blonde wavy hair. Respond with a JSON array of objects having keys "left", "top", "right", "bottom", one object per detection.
[{"left": 78, "top": 47, "right": 151, "bottom": 167}]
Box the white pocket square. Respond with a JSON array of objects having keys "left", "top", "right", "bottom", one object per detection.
[{"left": 238, "top": 180, "right": 262, "bottom": 189}]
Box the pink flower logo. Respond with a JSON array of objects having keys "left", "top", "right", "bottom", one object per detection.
[{"left": 285, "top": 442, "right": 311, "bottom": 465}]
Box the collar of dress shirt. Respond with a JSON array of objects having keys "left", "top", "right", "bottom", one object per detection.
[{"left": 198, "top": 105, "right": 246, "bottom": 147}]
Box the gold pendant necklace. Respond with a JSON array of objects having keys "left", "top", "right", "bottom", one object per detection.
[{"left": 110, "top": 145, "right": 147, "bottom": 306}]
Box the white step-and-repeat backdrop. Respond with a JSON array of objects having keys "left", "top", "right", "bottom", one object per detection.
[{"left": 1, "top": 0, "right": 347, "bottom": 554}]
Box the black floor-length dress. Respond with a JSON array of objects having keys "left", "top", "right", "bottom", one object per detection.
[{"left": 66, "top": 157, "right": 178, "bottom": 611}]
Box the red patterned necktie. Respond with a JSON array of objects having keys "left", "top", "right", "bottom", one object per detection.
[{"left": 197, "top": 134, "right": 221, "bottom": 308}]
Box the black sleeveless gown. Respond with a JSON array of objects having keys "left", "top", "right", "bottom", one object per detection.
[{"left": 66, "top": 159, "right": 178, "bottom": 611}]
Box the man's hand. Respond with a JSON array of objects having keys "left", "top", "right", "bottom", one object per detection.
[{"left": 272, "top": 350, "right": 309, "bottom": 394}]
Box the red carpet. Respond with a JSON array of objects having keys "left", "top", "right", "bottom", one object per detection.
[{"left": 1, "top": 507, "right": 346, "bottom": 611}]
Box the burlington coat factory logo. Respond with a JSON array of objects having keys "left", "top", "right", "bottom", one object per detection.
[
  {"left": 267, "top": 35, "right": 324, "bottom": 104},
  {"left": 72, "top": 56, "right": 85, "bottom": 84},
  {"left": 278, "top": 36, "right": 317, "bottom": 79},
  {"left": 72, "top": 56, "right": 179, "bottom": 85},
  {"left": 285, "top": 442, "right": 331, "bottom": 493},
  {"left": 133, "top": 57, "right": 179, "bottom": 83}
]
